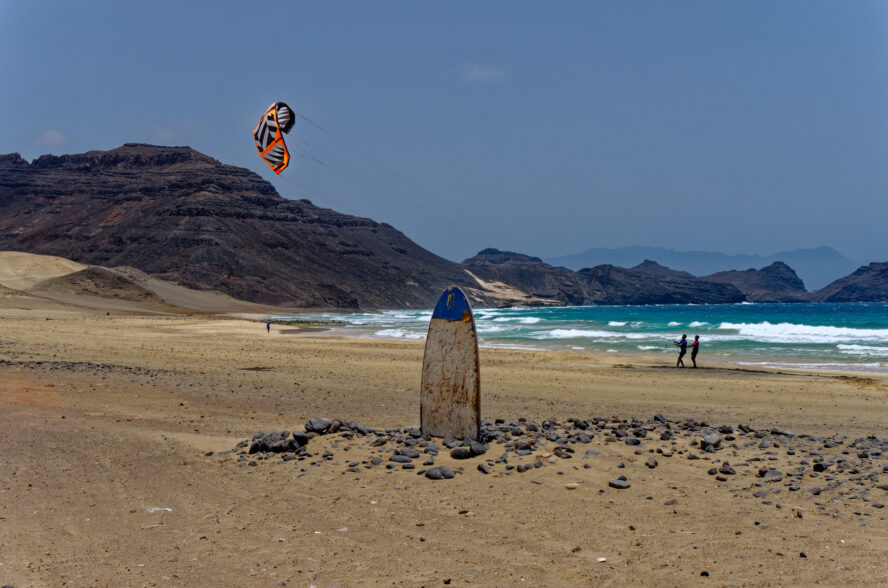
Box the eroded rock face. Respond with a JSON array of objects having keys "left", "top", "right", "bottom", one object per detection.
[
  {"left": 701, "top": 262, "right": 808, "bottom": 302},
  {"left": 809, "top": 262, "right": 888, "bottom": 303},
  {"left": 463, "top": 249, "right": 745, "bottom": 306},
  {"left": 0, "top": 144, "right": 479, "bottom": 308}
]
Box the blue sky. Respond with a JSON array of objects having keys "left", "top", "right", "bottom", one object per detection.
[{"left": 2, "top": 1, "right": 886, "bottom": 263}]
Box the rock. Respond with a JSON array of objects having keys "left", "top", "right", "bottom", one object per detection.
[
  {"left": 718, "top": 463, "right": 736, "bottom": 475},
  {"left": 469, "top": 440, "right": 488, "bottom": 456},
  {"left": 645, "top": 457, "right": 658, "bottom": 469},
  {"left": 389, "top": 454, "right": 412, "bottom": 463},
  {"left": 425, "top": 466, "right": 455, "bottom": 480},
  {"left": 701, "top": 434, "right": 722, "bottom": 452},
  {"left": 625, "top": 436, "right": 641, "bottom": 446},
  {"left": 450, "top": 447, "right": 472, "bottom": 460},
  {"left": 609, "top": 479, "right": 631, "bottom": 489},
  {"left": 477, "top": 464, "right": 491, "bottom": 474},
  {"left": 400, "top": 448, "right": 421, "bottom": 458},
  {"left": 305, "top": 417, "right": 332, "bottom": 433},
  {"left": 565, "top": 483, "right": 579, "bottom": 490}
]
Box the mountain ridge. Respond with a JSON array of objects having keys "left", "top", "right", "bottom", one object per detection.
[{"left": 544, "top": 245, "right": 857, "bottom": 290}]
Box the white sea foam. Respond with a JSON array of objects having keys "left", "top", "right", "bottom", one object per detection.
[
  {"left": 374, "top": 328, "right": 425, "bottom": 340},
  {"left": 476, "top": 325, "right": 507, "bottom": 333},
  {"left": 492, "top": 316, "right": 542, "bottom": 324},
  {"left": 537, "top": 329, "right": 648, "bottom": 340},
  {"left": 637, "top": 345, "right": 658, "bottom": 350},
  {"left": 837, "top": 344, "right": 888, "bottom": 357},
  {"left": 668, "top": 321, "right": 681, "bottom": 327},
  {"left": 608, "top": 321, "right": 627, "bottom": 326},
  {"left": 719, "top": 322, "right": 888, "bottom": 344},
  {"left": 689, "top": 321, "right": 708, "bottom": 327}
]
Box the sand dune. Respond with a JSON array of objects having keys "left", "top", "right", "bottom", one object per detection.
[
  {"left": 0, "top": 250, "right": 88, "bottom": 290},
  {"left": 0, "top": 251, "right": 284, "bottom": 314}
]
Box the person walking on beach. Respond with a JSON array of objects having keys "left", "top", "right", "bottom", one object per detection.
[
  {"left": 673, "top": 334, "right": 688, "bottom": 367},
  {"left": 690, "top": 335, "right": 700, "bottom": 368},
  {"left": 266, "top": 321, "right": 271, "bottom": 334}
]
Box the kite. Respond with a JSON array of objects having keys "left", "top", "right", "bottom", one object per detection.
[{"left": 253, "top": 102, "right": 295, "bottom": 174}]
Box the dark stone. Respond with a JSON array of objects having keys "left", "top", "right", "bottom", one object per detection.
[
  {"left": 425, "top": 466, "right": 455, "bottom": 480},
  {"left": 469, "top": 440, "right": 488, "bottom": 456},
  {"left": 609, "top": 479, "right": 631, "bottom": 489},
  {"left": 305, "top": 417, "right": 332, "bottom": 433},
  {"left": 645, "top": 457, "right": 658, "bottom": 469},
  {"left": 477, "top": 464, "right": 491, "bottom": 474},
  {"left": 718, "top": 463, "right": 736, "bottom": 475},
  {"left": 400, "top": 448, "right": 421, "bottom": 458},
  {"left": 450, "top": 447, "right": 472, "bottom": 459},
  {"left": 389, "top": 454, "right": 412, "bottom": 463},
  {"left": 701, "top": 434, "right": 722, "bottom": 452}
]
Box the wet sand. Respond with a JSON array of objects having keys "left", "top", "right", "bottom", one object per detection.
[{"left": 1, "top": 311, "right": 887, "bottom": 586}]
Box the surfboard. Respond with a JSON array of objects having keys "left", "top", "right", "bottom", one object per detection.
[{"left": 420, "top": 286, "right": 480, "bottom": 441}]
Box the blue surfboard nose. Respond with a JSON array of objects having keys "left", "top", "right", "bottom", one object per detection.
[{"left": 431, "top": 286, "right": 473, "bottom": 322}]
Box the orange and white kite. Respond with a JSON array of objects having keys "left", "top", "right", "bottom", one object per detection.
[{"left": 252, "top": 102, "right": 294, "bottom": 174}]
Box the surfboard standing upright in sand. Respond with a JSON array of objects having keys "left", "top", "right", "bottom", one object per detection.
[{"left": 420, "top": 286, "right": 481, "bottom": 441}]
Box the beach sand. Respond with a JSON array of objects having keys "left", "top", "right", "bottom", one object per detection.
[{"left": 1, "top": 307, "right": 887, "bottom": 586}]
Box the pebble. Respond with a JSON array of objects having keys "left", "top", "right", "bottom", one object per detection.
[
  {"left": 609, "top": 479, "right": 631, "bottom": 490},
  {"left": 450, "top": 447, "right": 472, "bottom": 460},
  {"left": 425, "top": 466, "right": 455, "bottom": 480}
]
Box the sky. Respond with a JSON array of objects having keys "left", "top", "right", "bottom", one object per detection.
[{"left": 2, "top": 1, "right": 886, "bottom": 263}]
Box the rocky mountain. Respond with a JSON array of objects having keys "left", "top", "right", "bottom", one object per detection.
[
  {"left": 463, "top": 249, "right": 745, "bottom": 306},
  {"left": 0, "top": 144, "right": 483, "bottom": 308},
  {"left": 461, "top": 249, "right": 585, "bottom": 305},
  {"left": 809, "top": 262, "right": 888, "bottom": 303},
  {"left": 545, "top": 245, "right": 858, "bottom": 290},
  {"left": 627, "top": 260, "right": 695, "bottom": 281},
  {"left": 701, "top": 262, "right": 808, "bottom": 303},
  {"left": 12, "top": 144, "right": 878, "bottom": 309}
]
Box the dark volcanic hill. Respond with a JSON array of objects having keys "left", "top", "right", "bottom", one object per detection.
[
  {"left": 627, "top": 260, "right": 695, "bottom": 281},
  {"left": 701, "top": 262, "right": 808, "bottom": 303},
  {"left": 0, "top": 144, "right": 480, "bottom": 308},
  {"left": 809, "top": 262, "right": 888, "bottom": 302},
  {"left": 461, "top": 249, "right": 585, "bottom": 305},
  {"left": 462, "top": 249, "right": 745, "bottom": 305}
]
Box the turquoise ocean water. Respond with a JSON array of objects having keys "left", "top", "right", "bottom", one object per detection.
[{"left": 280, "top": 302, "right": 888, "bottom": 372}]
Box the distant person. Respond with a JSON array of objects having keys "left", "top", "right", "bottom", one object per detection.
[
  {"left": 266, "top": 321, "right": 271, "bottom": 334},
  {"left": 673, "top": 334, "right": 688, "bottom": 367},
  {"left": 690, "top": 335, "right": 700, "bottom": 368}
]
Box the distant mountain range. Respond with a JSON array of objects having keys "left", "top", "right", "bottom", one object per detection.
[
  {"left": 545, "top": 246, "right": 858, "bottom": 291},
  {"left": 1, "top": 144, "right": 886, "bottom": 309}
]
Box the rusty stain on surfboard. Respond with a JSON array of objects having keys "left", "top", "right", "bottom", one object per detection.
[{"left": 420, "top": 285, "right": 480, "bottom": 441}]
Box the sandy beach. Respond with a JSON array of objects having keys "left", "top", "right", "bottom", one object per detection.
[{"left": 1, "top": 305, "right": 886, "bottom": 587}]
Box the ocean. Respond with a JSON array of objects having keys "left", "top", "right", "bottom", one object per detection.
[{"left": 279, "top": 302, "right": 888, "bottom": 372}]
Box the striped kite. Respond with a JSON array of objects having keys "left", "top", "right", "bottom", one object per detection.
[{"left": 253, "top": 102, "right": 295, "bottom": 174}]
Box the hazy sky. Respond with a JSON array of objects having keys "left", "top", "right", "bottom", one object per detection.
[{"left": 2, "top": 1, "right": 886, "bottom": 263}]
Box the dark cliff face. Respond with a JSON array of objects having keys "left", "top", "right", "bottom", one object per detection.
[
  {"left": 809, "top": 262, "right": 888, "bottom": 302},
  {"left": 0, "top": 144, "right": 477, "bottom": 308},
  {"left": 462, "top": 249, "right": 586, "bottom": 305},
  {"left": 576, "top": 265, "right": 745, "bottom": 305},
  {"left": 627, "top": 260, "right": 696, "bottom": 281},
  {"left": 463, "top": 249, "right": 745, "bottom": 305},
  {"left": 702, "top": 262, "right": 808, "bottom": 303}
]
